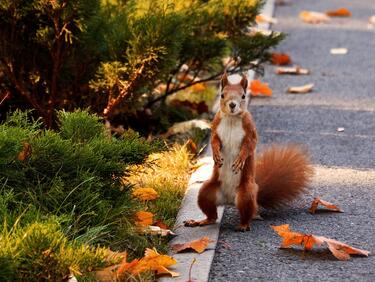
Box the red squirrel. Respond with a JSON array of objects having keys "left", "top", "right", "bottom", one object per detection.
[{"left": 184, "top": 73, "right": 314, "bottom": 231}]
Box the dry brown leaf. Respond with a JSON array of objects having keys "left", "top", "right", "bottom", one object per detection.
[
  {"left": 275, "top": 66, "right": 310, "bottom": 75},
  {"left": 153, "top": 220, "right": 169, "bottom": 230},
  {"left": 132, "top": 187, "right": 159, "bottom": 201},
  {"left": 309, "top": 197, "right": 343, "bottom": 214},
  {"left": 287, "top": 83, "right": 314, "bottom": 94},
  {"left": 256, "top": 14, "right": 278, "bottom": 24},
  {"left": 271, "top": 53, "right": 292, "bottom": 65},
  {"left": 250, "top": 80, "right": 273, "bottom": 97},
  {"left": 271, "top": 224, "right": 370, "bottom": 260},
  {"left": 17, "top": 142, "right": 32, "bottom": 161},
  {"left": 299, "top": 11, "right": 330, "bottom": 24},
  {"left": 134, "top": 211, "right": 154, "bottom": 227},
  {"left": 172, "top": 236, "right": 214, "bottom": 254},
  {"left": 326, "top": 8, "right": 351, "bottom": 17}
]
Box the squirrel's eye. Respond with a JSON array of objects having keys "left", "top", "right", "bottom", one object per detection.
[
  {"left": 221, "top": 94, "right": 224, "bottom": 99},
  {"left": 242, "top": 94, "right": 246, "bottom": 99}
]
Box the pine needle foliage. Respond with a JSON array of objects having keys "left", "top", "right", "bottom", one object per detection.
[
  {"left": 1, "top": 0, "right": 283, "bottom": 127},
  {"left": 0, "top": 110, "right": 160, "bottom": 243}
]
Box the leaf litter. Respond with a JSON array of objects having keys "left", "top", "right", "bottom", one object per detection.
[{"left": 271, "top": 224, "right": 370, "bottom": 261}]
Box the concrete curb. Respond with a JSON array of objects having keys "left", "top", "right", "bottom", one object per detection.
[{"left": 160, "top": 1, "right": 275, "bottom": 281}]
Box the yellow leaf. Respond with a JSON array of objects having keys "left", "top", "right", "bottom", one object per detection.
[
  {"left": 130, "top": 248, "right": 179, "bottom": 277},
  {"left": 134, "top": 211, "right": 154, "bottom": 227},
  {"left": 132, "top": 187, "right": 159, "bottom": 201}
]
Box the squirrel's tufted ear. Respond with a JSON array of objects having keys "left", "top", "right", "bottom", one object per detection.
[
  {"left": 221, "top": 71, "right": 229, "bottom": 90},
  {"left": 240, "top": 74, "right": 248, "bottom": 92}
]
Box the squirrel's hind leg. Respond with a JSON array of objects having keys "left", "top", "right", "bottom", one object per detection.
[
  {"left": 235, "top": 181, "right": 258, "bottom": 232},
  {"left": 184, "top": 179, "right": 218, "bottom": 227}
]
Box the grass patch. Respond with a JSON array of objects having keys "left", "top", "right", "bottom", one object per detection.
[{"left": 121, "top": 143, "right": 193, "bottom": 258}]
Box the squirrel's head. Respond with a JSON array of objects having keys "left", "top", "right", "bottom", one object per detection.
[{"left": 219, "top": 72, "right": 248, "bottom": 116}]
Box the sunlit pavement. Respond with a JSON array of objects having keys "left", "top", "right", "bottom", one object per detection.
[{"left": 210, "top": 0, "right": 375, "bottom": 281}]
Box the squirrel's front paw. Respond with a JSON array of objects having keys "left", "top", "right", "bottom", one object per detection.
[
  {"left": 213, "top": 152, "right": 223, "bottom": 167},
  {"left": 232, "top": 157, "right": 245, "bottom": 174}
]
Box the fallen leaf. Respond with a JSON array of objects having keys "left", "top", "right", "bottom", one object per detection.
[
  {"left": 275, "top": 66, "right": 310, "bottom": 75},
  {"left": 17, "top": 142, "right": 32, "bottom": 161},
  {"left": 95, "top": 265, "right": 118, "bottom": 282},
  {"left": 326, "top": 8, "right": 351, "bottom": 17},
  {"left": 134, "top": 211, "right": 154, "bottom": 227},
  {"left": 139, "top": 225, "right": 176, "bottom": 237},
  {"left": 299, "top": 11, "right": 330, "bottom": 24},
  {"left": 172, "top": 237, "right": 214, "bottom": 254},
  {"left": 256, "top": 14, "right": 278, "bottom": 24},
  {"left": 271, "top": 224, "right": 370, "bottom": 260},
  {"left": 271, "top": 53, "right": 292, "bottom": 65},
  {"left": 330, "top": 48, "right": 348, "bottom": 55},
  {"left": 129, "top": 248, "right": 179, "bottom": 277},
  {"left": 153, "top": 220, "right": 169, "bottom": 230},
  {"left": 309, "top": 197, "right": 343, "bottom": 214},
  {"left": 337, "top": 127, "right": 345, "bottom": 132},
  {"left": 370, "top": 16, "right": 375, "bottom": 25},
  {"left": 132, "top": 187, "right": 159, "bottom": 201},
  {"left": 191, "top": 83, "right": 207, "bottom": 92},
  {"left": 287, "top": 83, "right": 314, "bottom": 94},
  {"left": 250, "top": 80, "right": 273, "bottom": 97},
  {"left": 117, "top": 258, "right": 140, "bottom": 278}
]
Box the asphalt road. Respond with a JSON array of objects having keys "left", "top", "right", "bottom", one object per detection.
[{"left": 209, "top": 0, "right": 375, "bottom": 281}]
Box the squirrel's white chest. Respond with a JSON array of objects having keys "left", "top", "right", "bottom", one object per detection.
[{"left": 216, "top": 116, "right": 245, "bottom": 205}]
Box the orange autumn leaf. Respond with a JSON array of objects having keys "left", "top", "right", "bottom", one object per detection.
[
  {"left": 17, "top": 142, "right": 32, "bottom": 161},
  {"left": 271, "top": 52, "right": 292, "bottom": 65},
  {"left": 250, "top": 80, "right": 272, "bottom": 97},
  {"left": 134, "top": 211, "right": 154, "bottom": 227},
  {"left": 132, "top": 187, "right": 159, "bottom": 201},
  {"left": 128, "top": 248, "right": 179, "bottom": 277},
  {"left": 191, "top": 83, "right": 207, "bottom": 92},
  {"left": 326, "top": 8, "right": 351, "bottom": 17},
  {"left": 95, "top": 251, "right": 127, "bottom": 282},
  {"left": 117, "top": 258, "right": 140, "bottom": 278},
  {"left": 172, "top": 236, "right": 214, "bottom": 254},
  {"left": 153, "top": 219, "right": 169, "bottom": 230},
  {"left": 271, "top": 224, "right": 370, "bottom": 260},
  {"left": 309, "top": 197, "right": 343, "bottom": 214}
]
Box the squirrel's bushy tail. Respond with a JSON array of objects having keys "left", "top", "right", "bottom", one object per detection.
[{"left": 256, "top": 144, "right": 314, "bottom": 209}]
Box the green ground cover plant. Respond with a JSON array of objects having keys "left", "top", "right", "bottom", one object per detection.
[{"left": 0, "top": 110, "right": 193, "bottom": 281}]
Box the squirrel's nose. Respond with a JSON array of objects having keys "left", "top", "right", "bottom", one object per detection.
[{"left": 229, "top": 102, "right": 236, "bottom": 109}]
